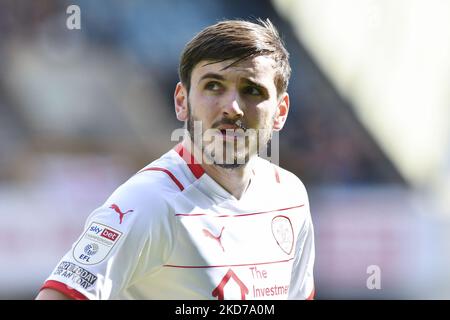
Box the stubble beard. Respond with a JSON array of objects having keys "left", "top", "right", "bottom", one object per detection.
[{"left": 186, "top": 100, "right": 273, "bottom": 169}]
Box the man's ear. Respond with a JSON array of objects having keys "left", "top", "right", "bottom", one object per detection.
[
  {"left": 174, "top": 82, "right": 188, "bottom": 121},
  {"left": 273, "top": 92, "right": 290, "bottom": 131}
]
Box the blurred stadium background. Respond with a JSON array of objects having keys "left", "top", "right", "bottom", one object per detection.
[{"left": 0, "top": 0, "right": 449, "bottom": 299}]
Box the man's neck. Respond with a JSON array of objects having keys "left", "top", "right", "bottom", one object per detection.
[{"left": 182, "top": 139, "right": 254, "bottom": 200}]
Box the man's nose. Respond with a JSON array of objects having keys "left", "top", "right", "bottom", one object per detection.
[{"left": 222, "top": 91, "right": 244, "bottom": 118}]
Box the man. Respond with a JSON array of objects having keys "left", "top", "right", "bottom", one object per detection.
[{"left": 36, "top": 18, "right": 315, "bottom": 300}]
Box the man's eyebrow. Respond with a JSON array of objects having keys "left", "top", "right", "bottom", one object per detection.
[
  {"left": 198, "top": 73, "right": 270, "bottom": 94},
  {"left": 198, "top": 73, "right": 226, "bottom": 84},
  {"left": 242, "top": 78, "right": 267, "bottom": 90}
]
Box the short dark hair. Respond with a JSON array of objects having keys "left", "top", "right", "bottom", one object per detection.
[{"left": 179, "top": 18, "right": 291, "bottom": 97}]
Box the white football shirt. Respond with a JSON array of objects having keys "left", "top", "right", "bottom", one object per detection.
[{"left": 41, "top": 144, "right": 315, "bottom": 300}]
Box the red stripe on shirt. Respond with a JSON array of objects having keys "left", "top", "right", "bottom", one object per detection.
[
  {"left": 175, "top": 204, "right": 304, "bottom": 218},
  {"left": 307, "top": 288, "right": 315, "bottom": 300},
  {"left": 139, "top": 167, "right": 184, "bottom": 191},
  {"left": 163, "top": 257, "right": 294, "bottom": 269},
  {"left": 174, "top": 143, "right": 205, "bottom": 179},
  {"left": 274, "top": 167, "right": 280, "bottom": 183},
  {"left": 40, "top": 280, "right": 88, "bottom": 300}
]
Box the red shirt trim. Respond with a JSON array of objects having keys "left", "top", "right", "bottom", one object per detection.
[
  {"left": 139, "top": 167, "right": 185, "bottom": 191},
  {"left": 40, "top": 280, "right": 89, "bottom": 300},
  {"left": 306, "top": 288, "right": 315, "bottom": 300},
  {"left": 274, "top": 167, "right": 280, "bottom": 183},
  {"left": 174, "top": 143, "right": 205, "bottom": 179},
  {"left": 163, "top": 257, "right": 294, "bottom": 269},
  {"left": 175, "top": 204, "right": 304, "bottom": 218}
]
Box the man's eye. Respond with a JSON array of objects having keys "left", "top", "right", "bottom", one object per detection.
[
  {"left": 243, "top": 86, "right": 262, "bottom": 96},
  {"left": 204, "top": 81, "right": 222, "bottom": 91}
]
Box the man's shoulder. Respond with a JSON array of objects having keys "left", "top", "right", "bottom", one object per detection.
[
  {"left": 255, "top": 157, "right": 307, "bottom": 192},
  {"left": 102, "top": 149, "right": 187, "bottom": 211},
  {"left": 88, "top": 151, "right": 182, "bottom": 229},
  {"left": 136, "top": 147, "right": 203, "bottom": 193},
  {"left": 125, "top": 148, "right": 190, "bottom": 195}
]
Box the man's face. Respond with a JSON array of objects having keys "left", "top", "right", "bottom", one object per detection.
[{"left": 183, "top": 56, "right": 287, "bottom": 168}]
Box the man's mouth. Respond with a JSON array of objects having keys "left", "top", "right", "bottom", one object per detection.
[
  {"left": 218, "top": 124, "right": 241, "bottom": 130},
  {"left": 211, "top": 119, "right": 248, "bottom": 141},
  {"left": 216, "top": 126, "right": 246, "bottom": 141}
]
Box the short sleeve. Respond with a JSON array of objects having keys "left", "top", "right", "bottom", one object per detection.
[
  {"left": 288, "top": 213, "right": 315, "bottom": 300},
  {"left": 40, "top": 174, "right": 176, "bottom": 300}
]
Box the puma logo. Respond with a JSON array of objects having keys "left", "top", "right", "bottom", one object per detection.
[
  {"left": 109, "top": 204, "right": 134, "bottom": 224},
  {"left": 203, "top": 226, "right": 225, "bottom": 251}
]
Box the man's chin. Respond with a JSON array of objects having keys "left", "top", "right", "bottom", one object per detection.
[
  {"left": 206, "top": 149, "right": 251, "bottom": 169},
  {"left": 209, "top": 153, "right": 248, "bottom": 169}
]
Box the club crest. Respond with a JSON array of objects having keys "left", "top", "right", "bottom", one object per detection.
[{"left": 271, "top": 215, "right": 294, "bottom": 255}]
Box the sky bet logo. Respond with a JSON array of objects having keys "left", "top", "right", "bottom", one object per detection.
[
  {"left": 89, "top": 225, "right": 119, "bottom": 242},
  {"left": 73, "top": 222, "right": 122, "bottom": 265}
]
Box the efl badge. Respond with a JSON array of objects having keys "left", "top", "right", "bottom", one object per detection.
[{"left": 271, "top": 216, "right": 294, "bottom": 255}]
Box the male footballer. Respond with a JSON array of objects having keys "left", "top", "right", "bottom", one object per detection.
[{"left": 36, "top": 18, "right": 315, "bottom": 300}]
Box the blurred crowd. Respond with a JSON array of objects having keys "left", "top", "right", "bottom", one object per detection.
[{"left": 0, "top": 0, "right": 404, "bottom": 187}]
